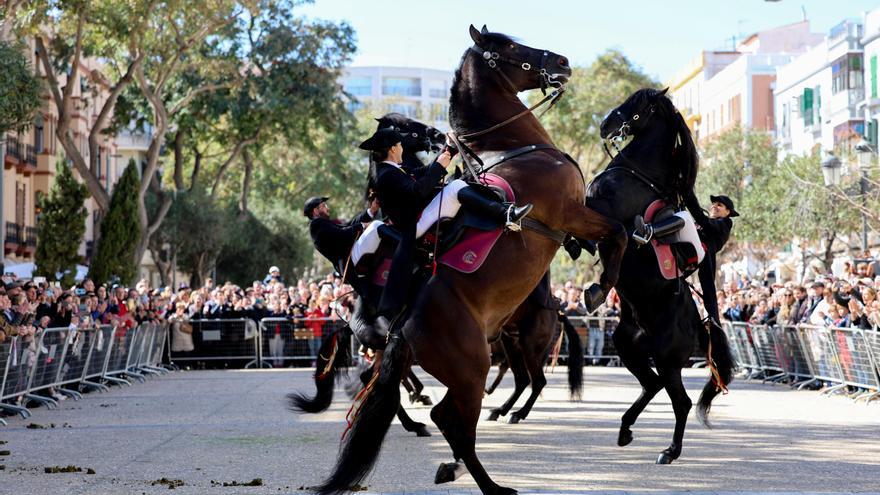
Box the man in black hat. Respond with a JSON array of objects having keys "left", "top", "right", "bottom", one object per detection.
[
  {"left": 691, "top": 194, "right": 738, "bottom": 325},
  {"left": 632, "top": 193, "right": 738, "bottom": 325},
  {"left": 304, "top": 195, "right": 366, "bottom": 275}
]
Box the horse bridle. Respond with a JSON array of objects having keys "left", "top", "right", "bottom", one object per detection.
[
  {"left": 604, "top": 105, "right": 657, "bottom": 155},
  {"left": 469, "top": 44, "right": 563, "bottom": 96}
]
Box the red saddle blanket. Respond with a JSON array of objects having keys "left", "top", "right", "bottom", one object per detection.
[
  {"left": 371, "top": 174, "right": 514, "bottom": 286},
  {"left": 645, "top": 199, "right": 679, "bottom": 281},
  {"left": 438, "top": 174, "right": 513, "bottom": 274}
]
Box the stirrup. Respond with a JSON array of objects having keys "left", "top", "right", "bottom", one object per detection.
[
  {"left": 504, "top": 203, "right": 532, "bottom": 232},
  {"left": 632, "top": 215, "right": 653, "bottom": 245}
]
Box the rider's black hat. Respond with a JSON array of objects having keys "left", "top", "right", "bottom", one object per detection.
[
  {"left": 358, "top": 128, "right": 403, "bottom": 151},
  {"left": 710, "top": 195, "right": 739, "bottom": 217},
  {"left": 303, "top": 196, "right": 329, "bottom": 218}
]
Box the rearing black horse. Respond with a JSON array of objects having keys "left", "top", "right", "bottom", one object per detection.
[{"left": 587, "top": 88, "right": 734, "bottom": 464}]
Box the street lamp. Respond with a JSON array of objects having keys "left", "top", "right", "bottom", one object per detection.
[
  {"left": 821, "top": 152, "right": 842, "bottom": 187},
  {"left": 854, "top": 139, "right": 874, "bottom": 253},
  {"left": 821, "top": 145, "right": 872, "bottom": 252}
]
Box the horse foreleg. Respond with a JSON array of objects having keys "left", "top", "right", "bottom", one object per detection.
[
  {"left": 397, "top": 403, "right": 431, "bottom": 437},
  {"left": 508, "top": 309, "right": 554, "bottom": 424},
  {"left": 564, "top": 201, "right": 626, "bottom": 302}
]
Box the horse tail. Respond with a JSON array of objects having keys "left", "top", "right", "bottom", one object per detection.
[
  {"left": 288, "top": 325, "right": 353, "bottom": 414},
  {"left": 559, "top": 312, "right": 584, "bottom": 401},
  {"left": 315, "top": 333, "right": 409, "bottom": 495},
  {"left": 696, "top": 319, "right": 735, "bottom": 427}
]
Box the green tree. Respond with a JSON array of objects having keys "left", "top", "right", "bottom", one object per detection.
[
  {"left": 34, "top": 163, "right": 88, "bottom": 286},
  {"left": 538, "top": 49, "right": 658, "bottom": 178},
  {"left": 89, "top": 160, "right": 141, "bottom": 285},
  {"left": 0, "top": 40, "right": 42, "bottom": 134}
]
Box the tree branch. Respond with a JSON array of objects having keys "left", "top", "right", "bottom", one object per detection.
[
  {"left": 169, "top": 82, "right": 234, "bottom": 116},
  {"left": 88, "top": 53, "right": 144, "bottom": 175},
  {"left": 189, "top": 148, "right": 202, "bottom": 192},
  {"left": 210, "top": 139, "right": 253, "bottom": 199}
]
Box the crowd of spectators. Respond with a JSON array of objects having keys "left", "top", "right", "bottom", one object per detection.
[
  {"left": 551, "top": 255, "right": 880, "bottom": 332},
  {"left": 0, "top": 266, "right": 356, "bottom": 363}
]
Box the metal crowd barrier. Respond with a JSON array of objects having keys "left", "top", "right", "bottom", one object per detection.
[
  {"left": 0, "top": 322, "right": 174, "bottom": 423},
  {"left": 562, "top": 316, "right": 621, "bottom": 365},
  {"left": 258, "top": 317, "right": 350, "bottom": 368},
  {"left": 168, "top": 319, "right": 260, "bottom": 368},
  {"left": 721, "top": 321, "right": 880, "bottom": 401}
]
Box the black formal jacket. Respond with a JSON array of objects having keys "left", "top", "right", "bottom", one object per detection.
[
  {"left": 373, "top": 161, "right": 445, "bottom": 230},
  {"left": 309, "top": 216, "right": 364, "bottom": 267},
  {"left": 686, "top": 195, "right": 734, "bottom": 321}
]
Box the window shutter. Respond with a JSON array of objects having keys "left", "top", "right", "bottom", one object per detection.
[{"left": 871, "top": 55, "right": 877, "bottom": 99}]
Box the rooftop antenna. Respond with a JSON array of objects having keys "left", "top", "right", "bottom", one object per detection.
[{"left": 802, "top": 5, "right": 807, "bottom": 22}]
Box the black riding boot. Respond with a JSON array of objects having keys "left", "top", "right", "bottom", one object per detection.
[
  {"left": 377, "top": 226, "right": 416, "bottom": 320},
  {"left": 457, "top": 186, "right": 533, "bottom": 232},
  {"left": 632, "top": 214, "right": 685, "bottom": 245}
]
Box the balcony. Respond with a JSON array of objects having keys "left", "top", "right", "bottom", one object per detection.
[
  {"left": 115, "top": 131, "right": 152, "bottom": 152},
  {"left": 381, "top": 86, "right": 421, "bottom": 97},
  {"left": 4, "top": 222, "right": 20, "bottom": 254},
  {"left": 23, "top": 226, "right": 37, "bottom": 255},
  {"left": 4, "top": 136, "right": 20, "bottom": 167}
]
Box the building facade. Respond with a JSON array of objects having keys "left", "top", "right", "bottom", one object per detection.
[
  {"left": 668, "top": 21, "right": 823, "bottom": 144},
  {"left": 776, "top": 20, "right": 866, "bottom": 156},
  {"left": 861, "top": 8, "right": 880, "bottom": 149},
  {"left": 2, "top": 37, "right": 126, "bottom": 268},
  {"left": 340, "top": 66, "right": 455, "bottom": 131}
]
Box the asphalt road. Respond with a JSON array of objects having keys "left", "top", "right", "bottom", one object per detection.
[{"left": 1, "top": 365, "right": 878, "bottom": 494}]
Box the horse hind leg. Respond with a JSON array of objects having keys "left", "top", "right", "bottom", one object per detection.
[
  {"left": 485, "top": 360, "right": 508, "bottom": 395},
  {"left": 487, "top": 334, "right": 529, "bottom": 422},
  {"left": 614, "top": 320, "right": 663, "bottom": 447},
  {"left": 656, "top": 365, "right": 692, "bottom": 465},
  {"left": 508, "top": 310, "right": 554, "bottom": 424},
  {"left": 406, "top": 369, "right": 432, "bottom": 405},
  {"left": 397, "top": 404, "right": 431, "bottom": 437}
]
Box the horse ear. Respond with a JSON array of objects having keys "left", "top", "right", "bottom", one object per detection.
[
  {"left": 481, "top": 25, "right": 489, "bottom": 34},
  {"left": 469, "top": 24, "right": 483, "bottom": 44},
  {"left": 659, "top": 87, "right": 669, "bottom": 96},
  {"left": 374, "top": 117, "right": 382, "bottom": 122}
]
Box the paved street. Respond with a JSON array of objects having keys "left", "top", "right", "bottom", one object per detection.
[{"left": 1, "top": 366, "right": 879, "bottom": 494}]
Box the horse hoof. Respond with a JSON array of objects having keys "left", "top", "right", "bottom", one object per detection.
[
  {"left": 415, "top": 426, "right": 431, "bottom": 437},
  {"left": 617, "top": 428, "right": 633, "bottom": 447},
  {"left": 507, "top": 414, "right": 522, "bottom": 424},
  {"left": 656, "top": 452, "right": 675, "bottom": 464},
  {"left": 417, "top": 394, "right": 433, "bottom": 406},
  {"left": 434, "top": 462, "right": 465, "bottom": 484},
  {"left": 486, "top": 410, "right": 502, "bottom": 421},
  {"left": 583, "top": 284, "right": 606, "bottom": 313}
]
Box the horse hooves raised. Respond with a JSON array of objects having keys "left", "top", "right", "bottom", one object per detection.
[
  {"left": 617, "top": 427, "right": 633, "bottom": 447},
  {"left": 434, "top": 462, "right": 466, "bottom": 484},
  {"left": 656, "top": 452, "right": 675, "bottom": 464},
  {"left": 507, "top": 414, "right": 523, "bottom": 424},
  {"left": 416, "top": 394, "right": 433, "bottom": 406},
  {"left": 583, "top": 283, "right": 606, "bottom": 313},
  {"left": 486, "top": 410, "right": 502, "bottom": 422},
  {"left": 414, "top": 425, "right": 431, "bottom": 437}
]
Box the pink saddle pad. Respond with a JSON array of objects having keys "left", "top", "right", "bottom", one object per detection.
[
  {"left": 645, "top": 199, "right": 678, "bottom": 280},
  {"left": 438, "top": 174, "right": 514, "bottom": 274}
]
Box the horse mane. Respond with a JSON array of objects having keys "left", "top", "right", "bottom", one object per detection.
[
  {"left": 449, "top": 31, "right": 518, "bottom": 133},
  {"left": 634, "top": 88, "right": 699, "bottom": 197}
]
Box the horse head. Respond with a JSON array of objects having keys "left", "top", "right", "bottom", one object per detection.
[
  {"left": 467, "top": 24, "right": 571, "bottom": 94},
  {"left": 375, "top": 113, "right": 445, "bottom": 162},
  {"left": 599, "top": 87, "right": 699, "bottom": 196},
  {"left": 599, "top": 87, "right": 673, "bottom": 145}
]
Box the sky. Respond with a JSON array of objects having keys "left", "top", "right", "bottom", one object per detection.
[{"left": 299, "top": 0, "right": 880, "bottom": 82}]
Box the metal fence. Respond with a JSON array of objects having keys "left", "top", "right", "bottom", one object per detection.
[
  {"left": 0, "top": 323, "right": 171, "bottom": 424},
  {"left": 721, "top": 322, "right": 880, "bottom": 401}
]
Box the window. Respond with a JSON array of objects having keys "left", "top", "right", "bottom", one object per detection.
[
  {"left": 871, "top": 55, "right": 877, "bottom": 99},
  {"left": 802, "top": 87, "right": 814, "bottom": 126},
  {"left": 386, "top": 102, "right": 419, "bottom": 118},
  {"left": 833, "top": 120, "right": 865, "bottom": 147},
  {"left": 343, "top": 76, "right": 372, "bottom": 96},
  {"left": 813, "top": 85, "right": 821, "bottom": 125},
  {"left": 428, "top": 103, "right": 447, "bottom": 122},
  {"left": 382, "top": 77, "right": 421, "bottom": 97},
  {"left": 15, "top": 183, "right": 26, "bottom": 226},
  {"left": 34, "top": 114, "right": 43, "bottom": 153},
  {"left": 832, "top": 54, "right": 864, "bottom": 94}
]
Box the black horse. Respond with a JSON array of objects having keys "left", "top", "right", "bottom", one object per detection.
[
  {"left": 485, "top": 273, "right": 584, "bottom": 423},
  {"left": 288, "top": 113, "right": 446, "bottom": 437},
  {"left": 587, "top": 88, "right": 735, "bottom": 464}
]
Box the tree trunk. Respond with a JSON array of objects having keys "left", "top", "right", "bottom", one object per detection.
[
  {"left": 822, "top": 231, "right": 837, "bottom": 272},
  {"left": 173, "top": 130, "right": 185, "bottom": 190},
  {"left": 149, "top": 245, "right": 171, "bottom": 287},
  {"left": 189, "top": 149, "right": 202, "bottom": 192},
  {"left": 238, "top": 148, "right": 253, "bottom": 217}
]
